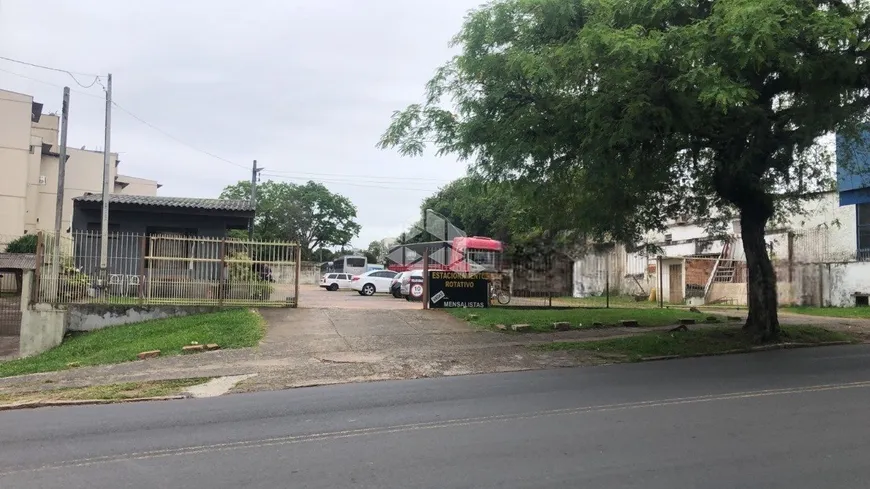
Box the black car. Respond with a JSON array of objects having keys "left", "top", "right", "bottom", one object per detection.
[{"left": 390, "top": 272, "right": 405, "bottom": 298}]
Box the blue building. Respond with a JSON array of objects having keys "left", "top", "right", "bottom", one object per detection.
[{"left": 836, "top": 133, "right": 870, "bottom": 260}]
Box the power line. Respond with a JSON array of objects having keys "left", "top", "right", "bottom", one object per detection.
[
  {"left": 0, "top": 66, "right": 103, "bottom": 99},
  {"left": 0, "top": 63, "right": 448, "bottom": 193},
  {"left": 111, "top": 101, "right": 248, "bottom": 170},
  {"left": 0, "top": 55, "right": 102, "bottom": 89},
  {"left": 260, "top": 172, "right": 441, "bottom": 192},
  {"left": 262, "top": 167, "right": 452, "bottom": 183}
]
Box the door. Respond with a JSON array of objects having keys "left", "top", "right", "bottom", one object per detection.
[
  {"left": 669, "top": 264, "right": 683, "bottom": 304},
  {"left": 371, "top": 271, "right": 395, "bottom": 292},
  {"left": 337, "top": 274, "right": 352, "bottom": 288}
]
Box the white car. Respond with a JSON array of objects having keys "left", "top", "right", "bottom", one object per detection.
[
  {"left": 320, "top": 273, "right": 353, "bottom": 291},
  {"left": 351, "top": 270, "right": 398, "bottom": 296}
]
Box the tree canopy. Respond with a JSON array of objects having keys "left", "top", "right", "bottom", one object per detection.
[
  {"left": 220, "top": 180, "right": 361, "bottom": 260},
  {"left": 379, "top": 0, "right": 870, "bottom": 340}
]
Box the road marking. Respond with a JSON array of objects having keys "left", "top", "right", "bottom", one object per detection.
[{"left": 3, "top": 379, "right": 870, "bottom": 476}]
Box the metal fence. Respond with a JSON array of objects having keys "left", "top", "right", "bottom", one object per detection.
[
  {"left": 35, "top": 231, "right": 301, "bottom": 307},
  {"left": 0, "top": 234, "right": 33, "bottom": 335}
]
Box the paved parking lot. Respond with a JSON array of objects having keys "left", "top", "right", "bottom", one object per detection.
[{"left": 298, "top": 284, "right": 422, "bottom": 310}]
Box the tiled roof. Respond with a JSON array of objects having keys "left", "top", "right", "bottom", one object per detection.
[
  {"left": 0, "top": 253, "right": 36, "bottom": 270},
  {"left": 73, "top": 194, "right": 254, "bottom": 212}
]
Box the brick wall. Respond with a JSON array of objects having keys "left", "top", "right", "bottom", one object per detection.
[{"left": 685, "top": 259, "right": 715, "bottom": 286}]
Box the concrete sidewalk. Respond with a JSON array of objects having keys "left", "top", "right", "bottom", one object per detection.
[{"left": 1, "top": 308, "right": 868, "bottom": 396}]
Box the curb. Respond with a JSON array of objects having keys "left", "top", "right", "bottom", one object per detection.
[
  {"left": 0, "top": 395, "right": 188, "bottom": 412},
  {"left": 638, "top": 340, "right": 855, "bottom": 362}
]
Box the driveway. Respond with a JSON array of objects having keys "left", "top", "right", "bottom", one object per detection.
[{"left": 299, "top": 284, "right": 421, "bottom": 309}]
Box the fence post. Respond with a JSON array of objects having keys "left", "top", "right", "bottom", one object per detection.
[
  {"left": 33, "top": 232, "right": 45, "bottom": 305},
  {"left": 218, "top": 238, "right": 227, "bottom": 307},
  {"left": 817, "top": 263, "right": 824, "bottom": 307},
  {"left": 137, "top": 235, "right": 146, "bottom": 305},
  {"left": 293, "top": 244, "right": 301, "bottom": 308},
  {"left": 422, "top": 247, "right": 430, "bottom": 310},
  {"left": 658, "top": 256, "right": 664, "bottom": 308},
  {"left": 605, "top": 252, "right": 610, "bottom": 309}
]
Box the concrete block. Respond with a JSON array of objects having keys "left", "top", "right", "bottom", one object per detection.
[
  {"left": 205, "top": 344, "right": 221, "bottom": 351},
  {"left": 468, "top": 314, "right": 479, "bottom": 320},
  {"left": 727, "top": 316, "right": 742, "bottom": 322},
  {"left": 620, "top": 320, "right": 639, "bottom": 328},
  {"left": 182, "top": 344, "right": 206, "bottom": 353},
  {"left": 678, "top": 318, "right": 697, "bottom": 325},
  {"left": 495, "top": 324, "right": 508, "bottom": 331},
  {"left": 137, "top": 350, "right": 161, "bottom": 360},
  {"left": 553, "top": 321, "right": 571, "bottom": 331},
  {"left": 511, "top": 324, "right": 531, "bottom": 332}
]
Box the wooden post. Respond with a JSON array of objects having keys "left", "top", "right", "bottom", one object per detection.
[
  {"left": 137, "top": 235, "right": 147, "bottom": 304},
  {"left": 218, "top": 238, "right": 227, "bottom": 307},
  {"left": 32, "top": 231, "right": 45, "bottom": 305},
  {"left": 658, "top": 256, "right": 664, "bottom": 308},
  {"left": 293, "top": 244, "right": 301, "bottom": 308},
  {"left": 422, "top": 247, "right": 430, "bottom": 310}
]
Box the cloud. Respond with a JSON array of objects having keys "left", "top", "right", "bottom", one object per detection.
[{"left": 0, "top": 0, "right": 479, "bottom": 247}]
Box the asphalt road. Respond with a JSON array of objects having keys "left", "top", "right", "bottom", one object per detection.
[{"left": 2, "top": 345, "right": 870, "bottom": 488}]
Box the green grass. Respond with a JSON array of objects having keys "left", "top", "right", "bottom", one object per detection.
[
  {"left": 447, "top": 307, "right": 722, "bottom": 332},
  {"left": 0, "top": 309, "right": 264, "bottom": 378},
  {"left": 0, "top": 378, "right": 211, "bottom": 404},
  {"left": 537, "top": 325, "right": 856, "bottom": 361},
  {"left": 782, "top": 306, "right": 870, "bottom": 318},
  {"left": 552, "top": 295, "right": 659, "bottom": 308}
]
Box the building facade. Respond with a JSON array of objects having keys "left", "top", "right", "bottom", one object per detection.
[
  {"left": 0, "top": 88, "right": 160, "bottom": 240},
  {"left": 573, "top": 191, "right": 870, "bottom": 307}
]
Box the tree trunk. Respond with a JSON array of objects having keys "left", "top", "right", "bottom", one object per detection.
[{"left": 739, "top": 208, "right": 780, "bottom": 341}]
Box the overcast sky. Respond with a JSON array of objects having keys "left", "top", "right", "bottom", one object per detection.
[{"left": 0, "top": 0, "right": 479, "bottom": 248}]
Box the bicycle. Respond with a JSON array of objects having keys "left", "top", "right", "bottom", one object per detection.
[{"left": 490, "top": 284, "right": 511, "bottom": 305}]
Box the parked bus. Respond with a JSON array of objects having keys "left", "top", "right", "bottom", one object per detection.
[
  {"left": 327, "top": 255, "right": 368, "bottom": 276},
  {"left": 386, "top": 236, "right": 504, "bottom": 274}
]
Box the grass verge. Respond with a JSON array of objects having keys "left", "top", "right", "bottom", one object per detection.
[
  {"left": 536, "top": 325, "right": 856, "bottom": 361},
  {"left": 0, "top": 378, "right": 209, "bottom": 405},
  {"left": 0, "top": 309, "right": 264, "bottom": 378},
  {"left": 782, "top": 306, "right": 870, "bottom": 319},
  {"left": 447, "top": 307, "right": 721, "bottom": 332}
]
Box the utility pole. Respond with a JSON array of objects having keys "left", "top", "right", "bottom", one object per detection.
[
  {"left": 50, "top": 87, "right": 70, "bottom": 299},
  {"left": 249, "top": 160, "right": 262, "bottom": 240},
  {"left": 99, "top": 73, "right": 113, "bottom": 282}
]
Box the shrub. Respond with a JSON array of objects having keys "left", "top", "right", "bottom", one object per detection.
[{"left": 5, "top": 234, "right": 37, "bottom": 254}]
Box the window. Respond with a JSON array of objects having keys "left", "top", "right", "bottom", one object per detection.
[
  {"left": 859, "top": 203, "right": 870, "bottom": 261},
  {"left": 326, "top": 274, "right": 337, "bottom": 279},
  {"left": 339, "top": 274, "right": 349, "bottom": 280},
  {"left": 346, "top": 257, "right": 366, "bottom": 268}
]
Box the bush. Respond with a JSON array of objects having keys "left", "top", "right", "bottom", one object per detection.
[
  {"left": 226, "top": 251, "right": 274, "bottom": 300},
  {"left": 5, "top": 234, "right": 37, "bottom": 254}
]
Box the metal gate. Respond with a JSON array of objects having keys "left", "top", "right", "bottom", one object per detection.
[{"left": 0, "top": 274, "right": 22, "bottom": 336}]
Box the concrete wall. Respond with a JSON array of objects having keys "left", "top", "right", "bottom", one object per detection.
[
  {"left": 573, "top": 246, "right": 651, "bottom": 298},
  {"left": 67, "top": 304, "right": 225, "bottom": 332},
  {"left": 114, "top": 175, "right": 160, "bottom": 196},
  {"left": 17, "top": 271, "right": 65, "bottom": 357}
]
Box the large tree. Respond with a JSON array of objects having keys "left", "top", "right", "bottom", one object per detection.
[
  {"left": 220, "top": 180, "right": 361, "bottom": 260},
  {"left": 379, "top": 0, "right": 870, "bottom": 341}
]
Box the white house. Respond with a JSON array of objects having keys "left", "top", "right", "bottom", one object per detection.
[{"left": 573, "top": 190, "right": 870, "bottom": 307}]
